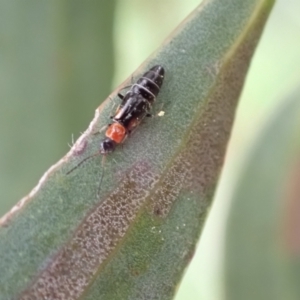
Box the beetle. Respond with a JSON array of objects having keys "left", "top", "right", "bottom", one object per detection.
[{"left": 67, "top": 65, "right": 165, "bottom": 188}]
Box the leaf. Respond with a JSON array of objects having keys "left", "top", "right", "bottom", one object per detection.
[
  {"left": 225, "top": 88, "right": 300, "bottom": 300},
  {"left": 0, "top": 0, "right": 274, "bottom": 299}
]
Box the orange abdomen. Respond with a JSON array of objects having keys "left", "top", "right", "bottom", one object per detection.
[{"left": 105, "top": 123, "right": 126, "bottom": 143}]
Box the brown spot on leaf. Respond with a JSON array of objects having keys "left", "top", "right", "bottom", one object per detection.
[
  {"left": 153, "top": 206, "right": 162, "bottom": 216},
  {"left": 72, "top": 138, "right": 88, "bottom": 156},
  {"left": 20, "top": 162, "right": 156, "bottom": 300}
]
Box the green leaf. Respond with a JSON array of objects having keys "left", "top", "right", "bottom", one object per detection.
[
  {"left": 225, "top": 88, "right": 300, "bottom": 300},
  {"left": 0, "top": 0, "right": 274, "bottom": 299}
]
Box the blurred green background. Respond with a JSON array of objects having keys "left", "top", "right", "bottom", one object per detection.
[{"left": 0, "top": 0, "right": 299, "bottom": 299}]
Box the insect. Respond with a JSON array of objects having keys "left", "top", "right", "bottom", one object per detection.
[
  {"left": 101, "top": 65, "right": 165, "bottom": 154},
  {"left": 67, "top": 65, "right": 165, "bottom": 180}
]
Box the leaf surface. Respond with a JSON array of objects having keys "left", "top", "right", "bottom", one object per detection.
[{"left": 0, "top": 0, "right": 274, "bottom": 299}]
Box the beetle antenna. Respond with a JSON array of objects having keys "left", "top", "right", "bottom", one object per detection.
[
  {"left": 66, "top": 152, "right": 100, "bottom": 175},
  {"left": 97, "top": 155, "right": 106, "bottom": 198}
]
